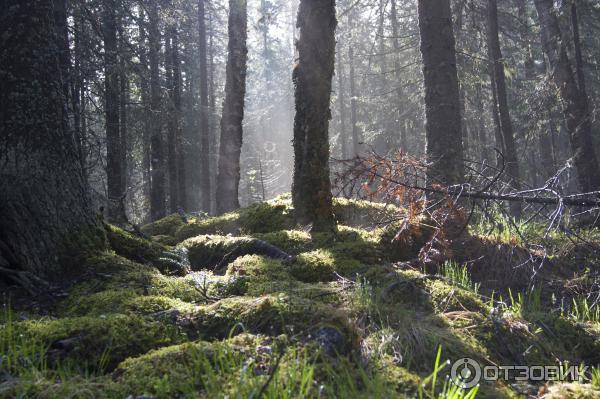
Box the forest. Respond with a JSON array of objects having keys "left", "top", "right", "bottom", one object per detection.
[{"left": 2, "top": 0, "right": 600, "bottom": 397}]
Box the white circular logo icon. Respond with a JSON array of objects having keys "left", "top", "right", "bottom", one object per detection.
[{"left": 450, "top": 358, "right": 481, "bottom": 389}]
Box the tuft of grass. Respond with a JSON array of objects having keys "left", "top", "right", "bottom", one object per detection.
[
  {"left": 566, "top": 296, "right": 600, "bottom": 323},
  {"left": 439, "top": 262, "right": 480, "bottom": 294},
  {"left": 419, "top": 346, "right": 479, "bottom": 399}
]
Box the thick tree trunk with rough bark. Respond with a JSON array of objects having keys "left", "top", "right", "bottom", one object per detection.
[
  {"left": 292, "top": 0, "right": 336, "bottom": 232},
  {"left": 0, "top": 0, "right": 105, "bottom": 283},
  {"left": 486, "top": 0, "right": 522, "bottom": 218},
  {"left": 216, "top": 0, "right": 248, "bottom": 214},
  {"left": 149, "top": 0, "right": 166, "bottom": 221},
  {"left": 534, "top": 0, "right": 600, "bottom": 192},
  {"left": 198, "top": 0, "right": 212, "bottom": 213},
  {"left": 417, "top": 0, "right": 464, "bottom": 186}
]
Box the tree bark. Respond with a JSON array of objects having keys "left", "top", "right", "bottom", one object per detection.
[
  {"left": 291, "top": 0, "right": 336, "bottom": 232},
  {"left": 216, "top": 0, "right": 248, "bottom": 214},
  {"left": 348, "top": 12, "right": 360, "bottom": 158},
  {"left": 571, "top": 2, "right": 586, "bottom": 95},
  {"left": 390, "top": 0, "right": 407, "bottom": 150},
  {"left": 417, "top": 0, "right": 464, "bottom": 185},
  {"left": 0, "top": 0, "right": 105, "bottom": 281},
  {"left": 486, "top": 0, "right": 521, "bottom": 217},
  {"left": 138, "top": 7, "right": 152, "bottom": 217},
  {"left": 173, "top": 27, "right": 186, "bottom": 212},
  {"left": 533, "top": 0, "right": 600, "bottom": 192},
  {"left": 198, "top": 0, "right": 212, "bottom": 213},
  {"left": 118, "top": 20, "right": 128, "bottom": 202},
  {"left": 336, "top": 53, "right": 348, "bottom": 160},
  {"left": 149, "top": 0, "right": 166, "bottom": 221},
  {"left": 166, "top": 27, "right": 178, "bottom": 213},
  {"left": 103, "top": 0, "right": 125, "bottom": 223}
]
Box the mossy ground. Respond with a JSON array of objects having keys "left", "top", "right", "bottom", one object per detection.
[{"left": 2, "top": 196, "right": 600, "bottom": 398}]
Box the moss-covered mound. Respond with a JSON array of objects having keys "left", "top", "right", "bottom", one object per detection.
[{"left": 4, "top": 197, "right": 600, "bottom": 398}]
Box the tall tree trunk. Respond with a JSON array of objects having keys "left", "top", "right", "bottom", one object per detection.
[
  {"left": 216, "top": 0, "right": 248, "bottom": 214},
  {"left": 149, "top": 0, "right": 166, "bottom": 221},
  {"left": 208, "top": 7, "right": 218, "bottom": 214},
  {"left": 390, "top": 0, "right": 407, "bottom": 150},
  {"left": 73, "top": 5, "right": 86, "bottom": 177},
  {"left": 486, "top": 0, "right": 521, "bottom": 217},
  {"left": 118, "top": 21, "right": 128, "bottom": 201},
  {"left": 103, "top": 0, "right": 125, "bottom": 223},
  {"left": 138, "top": 7, "right": 152, "bottom": 217},
  {"left": 533, "top": 0, "right": 600, "bottom": 192},
  {"left": 173, "top": 27, "right": 186, "bottom": 211},
  {"left": 417, "top": 0, "right": 464, "bottom": 185},
  {"left": 166, "top": 27, "right": 178, "bottom": 213},
  {"left": 0, "top": 0, "right": 105, "bottom": 283},
  {"left": 571, "top": 2, "right": 587, "bottom": 97},
  {"left": 336, "top": 53, "right": 348, "bottom": 160},
  {"left": 348, "top": 12, "right": 360, "bottom": 157},
  {"left": 198, "top": 0, "right": 212, "bottom": 212},
  {"left": 292, "top": 0, "right": 336, "bottom": 232}
]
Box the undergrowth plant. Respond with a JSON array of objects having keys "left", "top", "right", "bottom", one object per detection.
[
  {"left": 0, "top": 304, "right": 48, "bottom": 376},
  {"left": 439, "top": 262, "right": 480, "bottom": 294},
  {"left": 565, "top": 296, "right": 600, "bottom": 323},
  {"left": 418, "top": 346, "right": 479, "bottom": 399}
]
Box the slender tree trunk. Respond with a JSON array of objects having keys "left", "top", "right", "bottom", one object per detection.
[
  {"left": 348, "top": 12, "right": 360, "bottom": 158},
  {"left": 138, "top": 7, "right": 152, "bottom": 216},
  {"left": 534, "top": 0, "right": 600, "bottom": 192},
  {"left": 571, "top": 2, "right": 587, "bottom": 96},
  {"left": 198, "top": 0, "right": 212, "bottom": 213},
  {"left": 336, "top": 53, "right": 348, "bottom": 160},
  {"left": 149, "top": 0, "right": 166, "bottom": 220},
  {"left": 173, "top": 27, "right": 186, "bottom": 211},
  {"left": 103, "top": 0, "right": 125, "bottom": 223},
  {"left": 73, "top": 6, "right": 86, "bottom": 177},
  {"left": 216, "top": 0, "right": 248, "bottom": 214},
  {"left": 0, "top": 0, "right": 105, "bottom": 282},
  {"left": 517, "top": 0, "right": 535, "bottom": 79},
  {"left": 166, "top": 27, "right": 178, "bottom": 213},
  {"left": 292, "top": 0, "right": 336, "bottom": 232},
  {"left": 390, "top": 0, "right": 407, "bottom": 150},
  {"left": 208, "top": 7, "right": 218, "bottom": 214},
  {"left": 118, "top": 21, "right": 128, "bottom": 200},
  {"left": 486, "top": 0, "right": 521, "bottom": 217},
  {"left": 417, "top": 0, "right": 464, "bottom": 185}
]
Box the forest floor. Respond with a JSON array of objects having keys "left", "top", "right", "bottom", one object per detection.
[{"left": 2, "top": 195, "right": 600, "bottom": 398}]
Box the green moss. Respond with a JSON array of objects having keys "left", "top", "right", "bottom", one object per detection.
[
  {"left": 115, "top": 334, "right": 321, "bottom": 399},
  {"left": 426, "top": 280, "right": 488, "bottom": 313},
  {"left": 105, "top": 225, "right": 190, "bottom": 275},
  {"left": 180, "top": 234, "right": 252, "bottom": 269},
  {"left": 1, "top": 375, "right": 123, "bottom": 399},
  {"left": 376, "top": 218, "right": 433, "bottom": 261},
  {"left": 332, "top": 197, "right": 400, "bottom": 227},
  {"left": 71, "top": 252, "right": 215, "bottom": 304},
  {"left": 252, "top": 229, "right": 312, "bottom": 253},
  {"left": 174, "top": 200, "right": 294, "bottom": 243},
  {"left": 106, "top": 224, "right": 165, "bottom": 264},
  {"left": 141, "top": 214, "right": 185, "bottom": 237},
  {"left": 60, "top": 289, "right": 196, "bottom": 317},
  {"left": 292, "top": 249, "right": 363, "bottom": 282},
  {"left": 185, "top": 294, "right": 354, "bottom": 343},
  {"left": 15, "top": 314, "right": 185, "bottom": 369}
]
